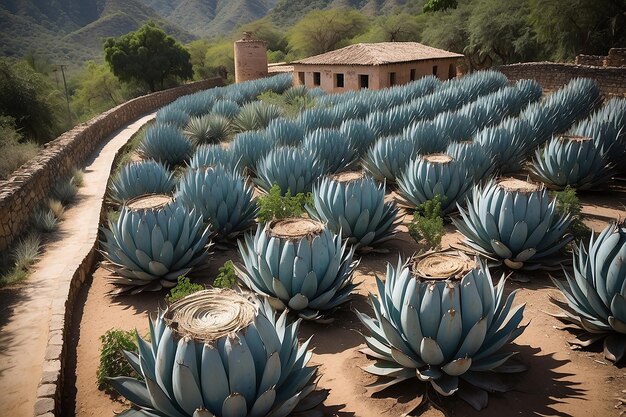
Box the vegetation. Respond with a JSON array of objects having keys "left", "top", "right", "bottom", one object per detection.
[
  {"left": 407, "top": 196, "right": 445, "bottom": 249},
  {"left": 165, "top": 275, "right": 205, "bottom": 303},
  {"left": 104, "top": 23, "right": 193, "bottom": 92},
  {"left": 551, "top": 186, "right": 592, "bottom": 242},
  {"left": 0, "top": 116, "right": 39, "bottom": 180},
  {"left": 257, "top": 184, "right": 312, "bottom": 223},
  {"left": 96, "top": 328, "right": 138, "bottom": 392},
  {"left": 0, "top": 233, "right": 42, "bottom": 287},
  {"left": 213, "top": 261, "right": 237, "bottom": 289}
]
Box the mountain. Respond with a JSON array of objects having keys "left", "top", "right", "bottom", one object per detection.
[
  {"left": 0, "top": 0, "right": 409, "bottom": 68},
  {"left": 0, "top": 0, "right": 195, "bottom": 67}
]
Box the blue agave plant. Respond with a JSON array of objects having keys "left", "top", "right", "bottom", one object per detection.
[
  {"left": 302, "top": 129, "right": 356, "bottom": 174},
  {"left": 108, "top": 160, "right": 176, "bottom": 204},
  {"left": 550, "top": 221, "right": 626, "bottom": 363},
  {"left": 254, "top": 147, "right": 326, "bottom": 195},
  {"left": 175, "top": 166, "right": 257, "bottom": 240},
  {"left": 453, "top": 178, "right": 572, "bottom": 270},
  {"left": 306, "top": 173, "right": 400, "bottom": 250},
  {"left": 137, "top": 124, "right": 193, "bottom": 166},
  {"left": 362, "top": 135, "right": 418, "bottom": 183},
  {"left": 189, "top": 144, "right": 238, "bottom": 171},
  {"left": 356, "top": 251, "right": 526, "bottom": 410},
  {"left": 230, "top": 131, "right": 273, "bottom": 173}
]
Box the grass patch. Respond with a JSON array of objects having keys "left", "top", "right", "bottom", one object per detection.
[
  {"left": 47, "top": 198, "right": 65, "bottom": 219},
  {"left": 0, "top": 233, "right": 42, "bottom": 287},
  {"left": 32, "top": 208, "right": 58, "bottom": 233},
  {"left": 52, "top": 177, "right": 78, "bottom": 205}
]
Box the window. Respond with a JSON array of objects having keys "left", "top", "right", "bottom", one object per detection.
[
  {"left": 313, "top": 72, "right": 321, "bottom": 86},
  {"left": 410, "top": 69, "right": 416, "bottom": 81},
  {"left": 298, "top": 71, "right": 305, "bottom": 85},
  {"left": 335, "top": 73, "right": 344, "bottom": 88},
  {"left": 359, "top": 74, "right": 369, "bottom": 89},
  {"left": 432, "top": 65, "right": 438, "bottom": 76},
  {"left": 389, "top": 72, "right": 396, "bottom": 86}
]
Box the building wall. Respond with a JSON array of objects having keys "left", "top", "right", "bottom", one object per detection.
[
  {"left": 498, "top": 62, "right": 626, "bottom": 98},
  {"left": 0, "top": 78, "right": 224, "bottom": 251},
  {"left": 293, "top": 58, "right": 458, "bottom": 93},
  {"left": 234, "top": 40, "right": 268, "bottom": 83}
]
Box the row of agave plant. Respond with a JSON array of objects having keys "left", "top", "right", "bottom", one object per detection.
[{"left": 101, "top": 72, "right": 626, "bottom": 416}]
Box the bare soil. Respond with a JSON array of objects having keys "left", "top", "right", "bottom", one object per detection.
[{"left": 64, "top": 184, "right": 626, "bottom": 417}]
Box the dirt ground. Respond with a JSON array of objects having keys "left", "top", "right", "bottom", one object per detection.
[{"left": 64, "top": 183, "right": 626, "bottom": 417}]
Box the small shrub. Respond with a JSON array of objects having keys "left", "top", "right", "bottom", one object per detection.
[
  {"left": 96, "top": 329, "right": 138, "bottom": 391},
  {"left": 408, "top": 195, "right": 444, "bottom": 249},
  {"left": 52, "top": 177, "right": 78, "bottom": 205},
  {"left": 12, "top": 233, "right": 41, "bottom": 271},
  {"left": 165, "top": 275, "right": 204, "bottom": 303},
  {"left": 71, "top": 167, "right": 84, "bottom": 187},
  {"left": 257, "top": 184, "right": 313, "bottom": 223},
  {"left": 213, "top": 260, "right": 236, "bottom": 289},
  {"left": 32, "top": 207, "right": 58, "bottom": 233},
  {"left": 551, "top": 186, "right": 591, "bottom": 242},
  {"left": 47, "top": 198, "right": 65, "bottom": 219},
  {"left": 106, "top": 209, "right": 120, "bottom": 224}
]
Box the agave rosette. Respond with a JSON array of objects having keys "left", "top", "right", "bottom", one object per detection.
[
  {"left": 100, "top": 196, "right": 211, "bottom": 293},
  {"left": 189, "top": 144, "right": 238, "bottom": 172},
  {"left": 530, "top": 134, "right": 614, "bottom": 190},
  {"left": 362, "top": 135, "right": 418, "bottom": 183},
  {"left": 453, "top": 178, "right": 572, "bottom": 270},
  {"left": 236, "top": 218, "right": 359, "bottom": 321},
  {"left": 302, "top": 129, "right": 356, "bottom": 174},
  {"left": 396, "top": 153, "right": 472, "bottom": 215},
  {"left": 175, "top": 166, "right": 257, "bottom": 240},
  {"left": 108, "top": 160, "right": 176, "bottom": 204},
  {"left": 230, "top": 131, "right": 273, "bottom": 173},
  {"left": 254, "top": 147, "right": 326, "bottom": 195},
  {"left": 108, "top": 289, "right": 325, "bottom": 417},
  {"left": 445, "top": 141, "right": 494, "bottom": 183},
  {"left": 550, "top": 222, "right": 626, "bottom": 363},
  {"left": 340, "top": 119, "right": 377, "bottom": 157},
  {"left": 306, "top": 173, "right": 400, "bottom": 250},
  {"left": 356, "top": 251, "right": 527, "bottom": 410},
  {"left": 138, "top": 124, "right": 193, "bottom": 166}
]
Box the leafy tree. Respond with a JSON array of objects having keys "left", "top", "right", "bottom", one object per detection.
[
  {"left": 288, "top": 8, "right": 369, "bottom": 57},
  {"left": 187, "top": 39, "right": 213, "bottom": 80},
  {"left": 71, "top": 61, "right": 145, "bottom": 121},
  {"left": 529, "top": 0, "right": 626, "bottom": 60},
  {"left": 423, "top": 0, "right": 458, "bottom": 12},
  {"left": 104, "top": 23, "right": 192, "bottom": 92},
  {"left": 236, "top": 19, "right": 289, "bottom": 54},
  {"left": 204, "top": 40, "right": 235, "bottom": 82},
  {"left": 0, "top": 58, "right": 65, "bottom": 143},
  {"left": 467, "top": 0, "right": 539, "bottom": 64}
]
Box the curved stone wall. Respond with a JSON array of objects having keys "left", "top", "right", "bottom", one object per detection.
[{"left": 0, "top": 77, "right": 223, "bottom": 251}]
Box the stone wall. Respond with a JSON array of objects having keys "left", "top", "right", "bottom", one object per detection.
[
  {"left": 0, "top": 77, "right": 223, "bottom": 252},
  {"left": 497, "top": 62, "right": 626, "bottom": 98},
  {"left": 575, "top": 55, "right": 605, "bottom": 66},
  {"left": 575, "top": 48, "right": 626, "bottom": 68}
]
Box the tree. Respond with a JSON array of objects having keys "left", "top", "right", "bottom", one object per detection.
[
  {"left": 287, "top": 9, "right": 369, "bottom": 57},
  {"left": 423, "top": 0, "right": 458, "bottom": 12},
  {"left": 467, "top": 0, "right": 539, "bottom": 64},
  {"left": 529, "top": 0, "right": 626, "bottom": 60},
  {"left": 0, "top": 58, "right": 64, "bottom": 143},
  {"left": 104, "top": 23, "right": 192, "bottom": 92},
  {"left": 70, "top": 61, "right": 145, "bottom": 121}
]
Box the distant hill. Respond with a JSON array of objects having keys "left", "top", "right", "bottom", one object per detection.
[
  {"left": 0, "top": 0, "right": 408, "bottom": 68},
  {"left": 0, "top": 0, "right": 195, "bottom": 67}
]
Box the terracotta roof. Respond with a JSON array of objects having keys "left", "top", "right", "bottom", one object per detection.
[{"left": 293, "top": 42, "right": 463, "bottom": 66}]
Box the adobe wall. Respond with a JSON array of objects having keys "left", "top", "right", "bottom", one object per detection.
[
  {"left": 497, "top": 62, "right": 626, "bottom": 98},
  {"left": 0, "top": 77, "right": 223, "bottom": 252}
]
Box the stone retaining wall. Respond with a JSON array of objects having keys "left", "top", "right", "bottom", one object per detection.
[
  {"left": 498, "top": 62, "right": 626, "bottom": 98},
  {"left": 0, "top": 78, "right": 223, "bottom": 252}
]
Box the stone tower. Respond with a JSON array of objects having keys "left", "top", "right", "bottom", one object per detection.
[{"left": 234, "top": 32, "right": 268, "bottom": 83}]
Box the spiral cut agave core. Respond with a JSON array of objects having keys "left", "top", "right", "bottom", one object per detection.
[
  {"left": 107, "top": 289, "right": 326, "bottom": 417},
  {"left": 356, "top": 251, "right": 527, "bottom": 411},
  {"left": 550, "top": 222, "right": 626, "bottom": 363},
  {"left": 175, "top": 166, "right": 258, "bottom": 240},
  {"left": 100, "top": 195, "right": 211, "bottom": 293},
  {"left": 236, "top": 218, "right": 359, "bottom": 321},
  {"left": 530, "top": 134, "right": 614, "bottom": 190},
  {"left": 453, "top": 178, "right": 572, "bottom": 270},
  {"left": 396, "top": 153, "right": 472, "bottom": 215},
  {"left": 306, "top": 172, "right": 400, "bottom": 250}
]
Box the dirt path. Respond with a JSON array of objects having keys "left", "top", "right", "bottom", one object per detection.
[
  {"left": 69, "top": 191, "right": 626, "bottom": 417},
  {"left": 0, "top": 113, "right": 155, "bottom": 417}
]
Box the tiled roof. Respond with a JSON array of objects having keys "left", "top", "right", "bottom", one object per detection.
[{"left": 293, "top": 42, "right": 463, "bottom": 66}]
